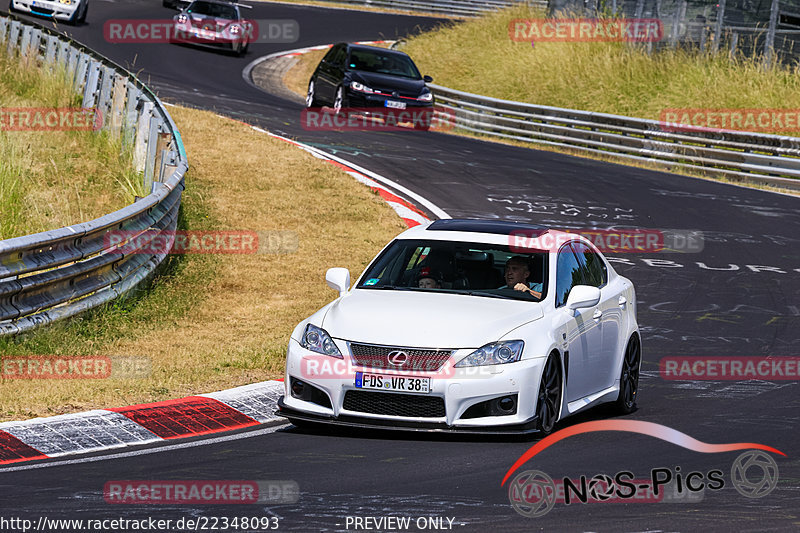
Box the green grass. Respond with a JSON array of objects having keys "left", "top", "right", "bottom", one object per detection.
[
  {"left": 0, "top": 49, "right": 141, "bottom": 240},
  {"left": 401, "top": 4, "right": 800, "bottom": 131}
]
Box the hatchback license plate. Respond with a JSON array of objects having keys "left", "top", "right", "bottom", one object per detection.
[
  {"left": 355, "top": 372, "right": 429, "bottom": 394},
  {"left": 385, "top": 100, "right": 406, "bottom": 110}
]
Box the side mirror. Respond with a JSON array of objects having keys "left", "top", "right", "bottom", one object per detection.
[
  {"left": 566, "top": 285, "right": 601, "bottom": 310},
  {"left": 325, "top": 267, "right": 351, "bottom": 297},
  {"left": 423, "top": 75, "right": 433, "bottom": 83}
]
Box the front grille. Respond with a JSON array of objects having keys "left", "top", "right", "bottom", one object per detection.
[
  {"left": 343, "top": 390, "right": 445, "bottom": 418},
  {"left": 349, "top": 343, "right": 454, "bottom": 372}
]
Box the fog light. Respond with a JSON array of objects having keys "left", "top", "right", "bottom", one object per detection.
[
  {"left": 498, "top": 396, "right": 516, "bottom": 413},
  {"left": 291, "top": 380, "right": 305, "bottom": 397}
]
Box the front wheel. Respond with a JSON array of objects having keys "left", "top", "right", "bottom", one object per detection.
[
  {"left": 306, "top": 80, "right": 319, "bottom": 108},
  {"left": 614, "top": 335, "right": 641, "bottom": 414},
  {"left": 535, "top": 352, "right": 562, "bottom": 435},
  {"left": 333, "top": 85, "right": 346, "bottom": 115},
  {"left": 8, "top": 0, "right": 18, "bottom": 13}
]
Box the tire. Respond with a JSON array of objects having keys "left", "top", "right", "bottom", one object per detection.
[
  {"left": 614, "top": 335, "right": 641, "bottom": 415},
  {"left": 535, "top": 352, "right": 562, "bottom": 435},
  {"left": 8, "top": 0, "right": 18, "bottom": 13},
  {"left": 77, "top": 2, "right": 87, "bottom": 24},
  {"left": 333, "top": 85, "right": 346, "bottom": 115},
  {"left": 306, "top": 80, "right": 319, "bottom": 108}
]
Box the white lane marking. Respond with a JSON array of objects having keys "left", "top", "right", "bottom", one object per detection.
[{"left": 0, "top": 423, "right": 289, "bottom": 473}]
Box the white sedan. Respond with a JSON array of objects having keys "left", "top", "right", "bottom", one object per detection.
[
  {"left": 278, "top": 219, "right": 641, "bottom": 434},
  {"left": 9, "top": 0, "right": 88, "bottom": 24}
]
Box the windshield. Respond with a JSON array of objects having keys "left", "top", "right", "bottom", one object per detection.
[
  {"left": 188, "top": 1, "right": 237, "bottom": 18},
  {"left": 357, "top": 239, "right": 548, "bottom": 301},
  {"left": 348, "top": 49, "right": 422, "bottom": 79}
]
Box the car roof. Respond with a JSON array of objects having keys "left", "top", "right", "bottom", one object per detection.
[
  {"left": 344, "top": 43, "right": 412, "bottom": 58},
  {"left": 395, "top": 219, "right": 576, "bottom": 248}
]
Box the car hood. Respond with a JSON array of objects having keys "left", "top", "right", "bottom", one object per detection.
[
  {"left": 349, "top": 71, "right": 425, "bottom": 96},
  {"left": 322, "top": 289, "right": 544, "bottom": 349}
]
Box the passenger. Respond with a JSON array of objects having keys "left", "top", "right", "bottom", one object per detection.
[
  {"left": 500, "top": 256, "right": 542, "bottom": 298},
  {"left": 416, "top": 267, "right": 442, "bottom": 289}
]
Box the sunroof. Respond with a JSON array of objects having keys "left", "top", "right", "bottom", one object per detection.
[{"left": 427, "top": 219, "right": 548, "bottom": 236}]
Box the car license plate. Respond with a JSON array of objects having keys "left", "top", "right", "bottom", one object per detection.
[
  {"left": 355, "top": 372, "right": 430, "bottom": 394},
  {"left": 385, "top": 100, "right": 406, "bottom": 110}
]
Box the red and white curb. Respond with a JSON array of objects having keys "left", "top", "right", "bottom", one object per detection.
[{"left": 0, "top": 381, "right": 284, "bottom": 465}]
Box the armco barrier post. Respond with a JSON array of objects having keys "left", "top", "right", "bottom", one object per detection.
[
  {"left": 98, "top": 66, "right": 115, "bottom": 129},
  {"left": 57, "top": 39, "right": 69, "bottom": 66},
  {"left": 109, "top": 75, "right": 128, "bottom": 136},
  {"left": 124, "top": 85, "right": 142, "bottom": 147},
  {"left": 7, "top": 20, "right": 20, "bottom": 56},
  {"left": 82, "top": 60, "right": 101, "bottom": 109},
  {"left": 143, "top": 116, "right": 163, "bottom": 190},
  {"left": 19, "top": 25, "right": 31, "bottom": 59},
  {"left": 0, "top": 17, "right": 8, "bottom": 44},
  {"left": 74, "top": 53, "right": 90, "bottom": 94},
  {"left": 45, "top": 35, "right": 58, "bottom": 66},
  {"left": 133, "top": 101, "right": 154, "bottom": 173}
]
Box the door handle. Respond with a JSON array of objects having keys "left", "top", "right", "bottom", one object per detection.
[
  {"left": 593, "top": 309, "right": 603, "bottom": 320},
  {"left": 618, "top": 296, "right": 627, "bottom": 308}
]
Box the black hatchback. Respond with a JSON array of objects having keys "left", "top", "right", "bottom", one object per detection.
[{"left": 306, "top": 43, "right": 434, "bottom": 114}]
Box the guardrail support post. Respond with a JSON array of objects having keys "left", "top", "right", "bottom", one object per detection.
[
  {"left": 82, "top": 60, "right": 102, "bottom": 109},
  {"left": 19, "top": 25, "right": 32, "bottom": 61},
  {"left": 98, "top": 65, "right": 115, "bottom": 129},
  {"left": 133, "top": 101, "right": 154, "bottom": 174},
  {"left": 44, "top": 35, "right": 58, "bottom": 66},
  {"left": 124, "top": 85, "right": 142, "bottom": 148},
  {"left": 143, "top": 117, "right": 163, "bottom": 190},
  {"left": 6, "top": 21, "right": 20, "bottom": 56},
  {"left": 73, "top": 53, "right": 90, "bottom": 93},
  {"left": 0, "top": 18, "right": 9, "bottom": 45},
  {"left": 109, "top": 75, "right": 128, "bottom": 137}
]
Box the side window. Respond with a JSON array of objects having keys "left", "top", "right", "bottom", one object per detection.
[
  {"left": 571, "top": 242, "right": 607, "bottom": 288},
  {"left": 555, "top": 244, "right": 584, "bottom": 307},
  {"left": 332, "top": 46, "right": 347, "bottom": 67},
  {"left": 322, "top": 46, "right": 337, "bottom": 63}
]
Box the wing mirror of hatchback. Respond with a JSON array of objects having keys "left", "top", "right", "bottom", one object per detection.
[
  {"left": 566, "top": 285, "right": 601, "bottom": 310},
  {"left": 325, "top": 267, "right": 351, "bottom": 297},
  {"left": 423, "top": 75, "right": 433, "bottom": 83}
]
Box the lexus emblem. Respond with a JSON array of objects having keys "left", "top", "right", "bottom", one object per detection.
[{"left": 387, "top": 350, "right": 408, "bottom": 366}]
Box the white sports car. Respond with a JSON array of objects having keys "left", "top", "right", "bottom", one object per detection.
[
  {"left": 278, "top": 219, "right": 641, "bottom": 434},
  {"left": 9, "top": 0, "right": 88, "bottom": 24}
]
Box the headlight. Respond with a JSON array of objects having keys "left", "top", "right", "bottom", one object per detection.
[
  {"left": 176, "top": 14, "right": 188, "bottom": 23},
  {"left": 418, "top": 91, "right": 433, "bottom": 102},
  {"left": 229, "top": 24, "right": 241, "bottom": 34},
  {"left": 349, "top": 81, "right": 374, "bottom": 94},
  {"left": 60, "top": 0, "right": 73, "bottom": 4},
  {"left": 455, "top": 340, "right": 524, "bottom": 367},
  {"left": 300, "top": 324, "right": 342, "bottom": 358}
]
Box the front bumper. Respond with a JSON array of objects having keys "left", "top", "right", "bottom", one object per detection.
[
  {"left": 12, "top": 0, "right": 78, "bottom": 20},
  {"left": 280, "top": 338, "right": 548, "bottom": 433},
  {"left": 346, "top": 90, "right": 433, "bottom": 110}
]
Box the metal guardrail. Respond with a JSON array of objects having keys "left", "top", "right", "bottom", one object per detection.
[
  {"left": 430, "top": 84, "right": 800, "bottom": 191},
  {"left": 0, "top": 14, "right": 188, "bottom": 336},
  {"left": 308, "top": 0, "right": 544, "bottom": 17}
]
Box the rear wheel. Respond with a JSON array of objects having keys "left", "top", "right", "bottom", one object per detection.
[
  {"left": 8, "top": 0, "right": 18, "bottom": 13},
  {"left": 77, "top": 2, "right": 87, "bottom": 24},
  {"left": 535, "top": 352, "right": 562, "bottom": 435},
  {"left": 615, "top": 335, "right": 641, "bottom": 414}
]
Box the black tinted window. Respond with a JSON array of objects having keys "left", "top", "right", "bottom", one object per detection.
[
  {"left": 571, "top": 242, "right": 607, "bottom": 288},
  {"left": 555, "top": 244, "right": 584, "bottom": 307},
  {"left": 188, "top": 1, "right": 237, "bottom": 18},
  {"left": 347, "top": 49, "right": 421, "bottom": 79},
  {"left": 332, "top": 46, "right": 347, "bottom": 67}
]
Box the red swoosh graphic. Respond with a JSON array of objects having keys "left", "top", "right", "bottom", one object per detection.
[{"left": 501, "top": 420, "right": 785, "bottom": 486}]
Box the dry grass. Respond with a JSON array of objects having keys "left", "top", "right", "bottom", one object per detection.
[
  {"left": 400, "top": 4, "right": 800, "bottom": 126},
  {"left": 0, "top": 52, "right": 140, "bottom": 240},
  {"left": 0, "top": 105, "right": 406, "bottom": 421}
]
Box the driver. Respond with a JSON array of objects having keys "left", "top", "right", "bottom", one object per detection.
[
  {"left": 416, "top": 267, "right": 442, "bottom": 289},
  {"left": 500, "top": 256, "right": 542, "bottom": 298}
]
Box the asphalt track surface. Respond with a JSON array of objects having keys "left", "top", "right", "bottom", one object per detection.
[{"left": 2, "top": 1, "right": 799, "bottom": 531}]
